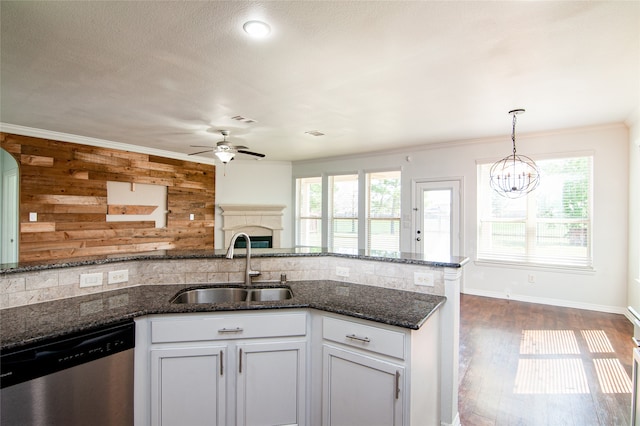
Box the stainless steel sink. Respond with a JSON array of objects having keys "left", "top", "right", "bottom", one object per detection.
[
  {"left": 248, "top": 287, "right": 293, "bottom": 302},
  {"left": 171, "top": 287, "right": 248, "bottom": 304},
  {"left": 170, "top": 287, "right": 293, "bottom": 304}
]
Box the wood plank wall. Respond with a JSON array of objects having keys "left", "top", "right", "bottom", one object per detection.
[{"left": 1, "top": 133, "right": 215, "bottom": 262}]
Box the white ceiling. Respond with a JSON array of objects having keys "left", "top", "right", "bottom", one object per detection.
[{"left": 1, "top": 1, "right": 638, "bottom": 162}]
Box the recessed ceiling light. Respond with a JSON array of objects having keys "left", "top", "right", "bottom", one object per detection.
[{"left": 243, "top": 20, "right": 271, "bottom": 38}]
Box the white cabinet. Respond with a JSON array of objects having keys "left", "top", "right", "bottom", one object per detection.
[
  {"left": 632, "top": 347, "right": 640, "bottom": 426},
  {"left": 237, "top": 341, "right": 306, "bottom": 426},
  {"left": 151, "top": 345, "right": 227, "bottom": 426},
  {"left": 323, "top": 345, "right": 404, "bottom": 426},
  {"left": 136, "top": 311, "right": 307, "bottom": 426},
  {"left": 316, "top": 312, "right": 441, "bottom": 426},
  {"left": 135, "top": 308, "right": 442, "bottom": 426}
]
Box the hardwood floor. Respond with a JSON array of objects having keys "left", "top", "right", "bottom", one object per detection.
[{"left": 459, "top": 294, "right": 635, "bottom": 426}]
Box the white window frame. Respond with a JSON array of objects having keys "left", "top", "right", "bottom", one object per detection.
[
  {"left": 294, "top": 169, "right": 402, "bottom": 253},
  {"left": 294, "top": 176, "right": 323, "bottom": 247},
  {"left": 328, "top": 173, "right": 359, "bottom": 253},
  {"left": 476, "top": 152, "right": 594, "bottom": 271},
  {"left": 365, "top": 170, "right": 402, "bottom": 255}
]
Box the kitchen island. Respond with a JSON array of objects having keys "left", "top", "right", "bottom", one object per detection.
[{"left": 1, "top": 250, "right": 467, "bottom": 426}]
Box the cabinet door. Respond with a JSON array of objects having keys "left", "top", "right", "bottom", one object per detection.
[
  {"left": 236, "top": 341, "right": 307, "bottom": 426},
  {"left": 322, "top": 345, "right": 404, "bottom": 426},
  {"left": 151, "top": 346, "right": 226, "bottom": 426}
]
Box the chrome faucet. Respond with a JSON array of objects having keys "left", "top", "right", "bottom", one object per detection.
[{"left": 226, "top": 232, "right": 260, "bottom": 285}]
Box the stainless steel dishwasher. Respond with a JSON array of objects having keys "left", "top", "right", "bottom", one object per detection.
[{"left": 0, "top": 320, "right": 135, "bottom": 426}]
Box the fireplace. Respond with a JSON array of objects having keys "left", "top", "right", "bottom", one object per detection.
[
  {"left": 220, "top": 204, "right": 285, "bottom": 249},
  {"left": 233, "top": 236, "right": 273, "bottom": 249}
]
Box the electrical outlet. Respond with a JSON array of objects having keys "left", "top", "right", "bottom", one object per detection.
[
  {"left": 528, "top": 274, "right": 536, "bottom": 283},
  {"left": 29, "top": 212, "right": 37, "bottom": 222},
  {"left": 336, "top": 266, "right": 350, "bottom": 278},
  {"left": 414, "top": 272, "right": 435, "bottom": 286},
  {"left": 80, "top": 272, "right": 103, "bottom": 288},
  {"left": 108, "top": 269, "right": 129, "bottom": 284},
  {"left": 189, "top": 213, "right": 195, "bottom": 221}
]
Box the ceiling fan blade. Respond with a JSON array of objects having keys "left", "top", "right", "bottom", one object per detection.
[
  {"left": 190, "top": 145, "right": 212, "bottom": 148},
  {"left": 188, "top": 150, "right": 212, "bottom": 156},
  {"left": 237, "top": 149, "right": 266, "bottom": 158}
]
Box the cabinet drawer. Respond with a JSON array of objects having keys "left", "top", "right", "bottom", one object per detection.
[
  {"left": 322, "top": 316, "right": 405, "bottom": 359},
  {"left": 151, "top": 312, "right": 306, "bottom": 343}
]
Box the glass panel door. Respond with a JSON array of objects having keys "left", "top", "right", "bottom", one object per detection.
[{"left": 414, "top": 180, "right": 461, "bottom": 260}]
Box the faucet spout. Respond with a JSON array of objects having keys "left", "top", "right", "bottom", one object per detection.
[{"left": 226, "top": 232, "right": 260, "bottom": 285}]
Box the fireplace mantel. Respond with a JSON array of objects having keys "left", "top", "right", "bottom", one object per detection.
[{"left": 219, "top": 204, "right": 286, "bottom": 248}]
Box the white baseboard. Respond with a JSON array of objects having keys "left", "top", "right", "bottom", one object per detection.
[
  {"left": 462, "top": 288, "right": 628, "bottom": 316},
  {"left": 441, "top": 412, "right": 461, "bottom": 426}
]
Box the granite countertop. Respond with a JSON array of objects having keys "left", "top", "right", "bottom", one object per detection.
[
  {"left": 0, "top": 248, "right": 469, "bottom": 274},
  {"left": 0, "top": 280, "right": 446, "bottom": 351}
]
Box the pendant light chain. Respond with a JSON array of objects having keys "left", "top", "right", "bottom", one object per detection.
[{"left": 512, "top": 113, "right": 518, "bottom": 156}]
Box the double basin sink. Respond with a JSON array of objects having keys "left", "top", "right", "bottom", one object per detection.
[{"left": 171, "top": 286, "right": 293, "bottom": 304}]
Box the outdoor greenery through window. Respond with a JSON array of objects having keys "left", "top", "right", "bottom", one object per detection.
[
  {"left": 295, "top": 177, "right": 322, "bottom": 247},
  {"left": 295, "top": 170, "right": 401, "bottom": 254},
  {"left": 366, "top": 171, "right": 401, "bottom": 255},
  {"left": 477, "top": 155, "right": 592, "bottom": 268},
  {"left": 329, "top": 174, "right": 359, "bottom": 253}
]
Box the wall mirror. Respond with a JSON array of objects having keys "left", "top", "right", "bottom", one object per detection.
[{"left": 0, "top": 147, "right": 19, "bottom": 264}]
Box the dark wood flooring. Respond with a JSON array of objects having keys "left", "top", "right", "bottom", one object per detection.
[{"left": 459, "top": 294, "right": 635, "bottom": 426}]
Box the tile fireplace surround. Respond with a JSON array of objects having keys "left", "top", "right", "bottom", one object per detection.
[{"left": 219, "top": 204, "right": 285, "bottom": 249}]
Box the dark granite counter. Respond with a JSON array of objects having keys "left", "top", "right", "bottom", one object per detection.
[
  {"left": 0, "top": 280, "right": 446, "bottom": 350},
  {"left": 0, "top": 248, "right": 469, "bottom": 274}
]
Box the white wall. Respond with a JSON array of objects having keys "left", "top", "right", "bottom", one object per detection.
[
  {"left": 627, "top": 118, "right": 640, "bottom": 315},
  {"left": 293, "top": 124, "right": 630, "bottom": 313},
  {"left": 214, "top": 160, "right": 293, "bottom": 249}
]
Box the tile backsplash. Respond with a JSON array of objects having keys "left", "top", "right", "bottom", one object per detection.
[{"left": 0, "top": 256, "right": 447, "bottom": 309}]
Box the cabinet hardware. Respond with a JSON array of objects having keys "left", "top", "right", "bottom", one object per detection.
[
  {"left": 395, "top": 371, "right": 400, "bottom": 399},
  {"left": 346, "top": 334, "right": 371, "bottom": 343},
  {"left": 239, "top": 348, "right": 243, "bottom": 373},
  {"left": 218, "top": 327, "right": 243, "bottom": 334},
  {"left": 220, "top": 350, "right": 224, "bottom": 376}
]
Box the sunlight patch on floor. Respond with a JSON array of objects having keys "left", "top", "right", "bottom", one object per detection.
[
  {"left": 520, "top": 330, "right": 580, "bottom": 355},
  {"left": 593, "top": 358, "right": 633, "bottom": 393},
  {"left": 581, "top": 330, "right": 615, "bottom": 353},
  {"left": 514, "top": 359, "right": 590, "bottom": 394}
]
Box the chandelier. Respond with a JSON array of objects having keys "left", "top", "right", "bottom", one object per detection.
[{"left": 489, "top": 109, "right": 540, "bottom": 199}]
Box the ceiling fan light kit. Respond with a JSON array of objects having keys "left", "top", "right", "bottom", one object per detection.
[
  {"left": 214, "top": 148, "right": 235, "bottom": 164},
  {"left": 489, "top": 109, "right": 540, "bottom": 199},
  {"left": 188, "top": 130, "right": 265, "bottom": 165}
]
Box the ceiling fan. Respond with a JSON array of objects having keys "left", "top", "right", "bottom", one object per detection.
[{"left": 189, "top": 130, "right": 266, "bottom": 164}]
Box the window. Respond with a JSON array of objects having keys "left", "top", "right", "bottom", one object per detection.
[
  {"left": 295, "top": 170, "right": 402, "bottom": 253},
  {"left": 366, "top": 171, "right": 401, "bottom": 255},
  {"left": 329, "top": 174, "right": 358, "bottom": 253},
  {"left": 295, "top": 177, "right": 322, "bottom": 247},
  {"left": 477, "top": 155, "right": 592, "bottom": 268}
]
